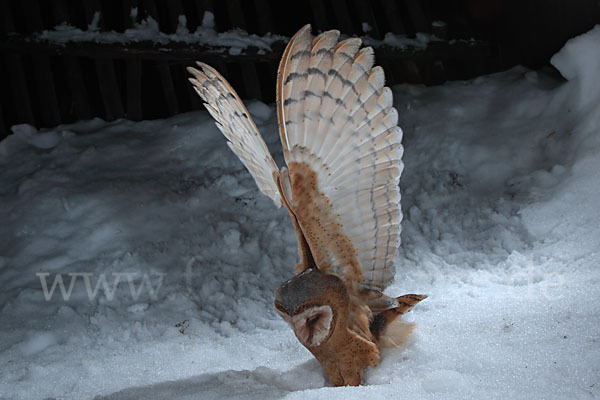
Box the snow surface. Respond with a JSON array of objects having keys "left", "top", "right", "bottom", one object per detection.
[
  {"left": 36, "top": 10, "right": 440, "bottom": 54},
  {"left": 2, "top": 26, "right": 600, "bottom": 400},
  {"left": 362, "top": 31, "right": 438, "bottom": 50},
  {"left": 38, "top": 11, "right": 286, "bottom": 55}
]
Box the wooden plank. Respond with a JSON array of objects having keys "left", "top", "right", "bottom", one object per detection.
[
  {"left": 213, "top": 61, "right": 229, "bottom": 80},
  {"left": 240, "top": 62, "right": 262, "bottom": 100},
  {"left": 165, "top": 0, "right": 185, "bottom": 33},
  {"left": 140, "top": 0, "right": 159, "bottom": 22},
  {"left": 253, "top": 0, "right": 274, "bottom": 35},
  {"left": 185, "top": 64, "right": 203, "bottom": 110},
  {"left": 1, "top": 36, "right": 287, "bottom": 62},
  {"left": 379, "top": 59, "right": 396, "bottom": 83},
  {"left": 121, "top": 0, "right": 143, "bottom": 121},
  {"left": 168, "top": 61, "right": 200, "bottom": 112},
  {"left": 83, "top": 0, "right": 125, "bottom": 121},
  {"left": 122, "top": 0, "right": 140, "bottom": 27},
  {"left": 264, "top": 60, "right": 279, "bottom": 98},
  {"left": 194, "top": 0, "right": 212, "bottom": 28},
  {"left": 98, "top": 0, "right": 118, "bottom": 30},
  {"left": 126, "top": 59, "right": 143, "bottom": 120},
  {"left": 397, "top": 59, "right": 422, "bottom": 83},
  {"left": 4, "top": 55, "right": 35, "bottom": 124},
  {"left": 224, "top": 0, "right": 263, "bottom": 99},
  {"left": 144, "top": 0, "right": 179, "bottom": 116},
  {"left": 0, "top": 50, "right": 8, "bottom": 138},
  {"left": 21, "top": 0, "right": 61, "bottom": 127},
  {"left": 227, "top": 0, "right": 247, "bottom": 30},
  {"left": 353, "top": 0, "right": 381, "bottom": 37},
  {"left": 331, "top": 0, "right": 355, "bottom": 34},
  {"left": 0, "top": 103, "right": 6, "bottom": 139},
  {"left": 0, "top": 1, "right": 32, "bottom": 133},
  {"left": 52, "top": 0, "right": 91, "bottom": 121},
  {"left": 416, "top": 58, "right": 446, "bottom": 85},
  {"left": 52, "top": 0, "right": 71, "bottom": 25},
  {"left": 21, "top": 0, "right": 45, "bottom": 33},
  {"left": 404, "top": 0, "right": 430, "bottom": 33},
  {"left": 2, "top": 35, "right": 492, "bottom": 61},
  {"left": 380, "top": 0, "right": 406, "bottom": 34},
  {"left": 82, "top": 0, "right": 104, "bottom": 27},
  {"left": 431, "top": 60, "right": 447, "bottom": 84},
  {"left": 96, "top": 59, "right": 124, "bottom": 120},
  {"left": 64, "top": 55, "right": 92, "bottom": 120},
  {"left": 157, "top": 62, "right": 179, "bottom": 115},
  {"left": 309, "top": 0, "right": 329, "bottom": 32},
  {"left": 0, "top": 0, "right": 14, "bottom": 35}
]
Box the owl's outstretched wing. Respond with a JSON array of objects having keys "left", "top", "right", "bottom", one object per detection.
[
  {"left": 277, "top": 25, "right": 403, "bottom": 292},
  {"left": 188, "top": 62, "right": 281, "bottom": 207},
  {"left": 188, "top": 63, "right": 318, "bottom": 269}
]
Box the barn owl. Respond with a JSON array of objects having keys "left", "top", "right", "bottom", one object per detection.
[{"left": 188, "top": 24, "right": 426, "bottom": 386}]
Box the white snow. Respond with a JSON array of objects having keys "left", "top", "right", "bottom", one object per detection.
[
  {"left": 373, "top": 31, "right": 437, "bottom": 50},
  {"left": 1, "top": 26, "right": 600, "bottom": 400},
  {"left": 38, "top": 11, "right": 286, "bottom": 55},
  {"left": 17, "top": 332, "right": 59, "bottom": 357},
  {"left": 37, "top": 10, "right": 441, "bottom": 53}
]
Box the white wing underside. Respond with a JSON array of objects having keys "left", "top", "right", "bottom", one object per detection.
[
  {"left": 188, "top": 25, "right": 403, "bottom": 291},
  {"left": 188, "top": 63, "right": 282, "bottom": 207},
  {"left": 277, "top": 26, "right": 403, "bottom": 290}
]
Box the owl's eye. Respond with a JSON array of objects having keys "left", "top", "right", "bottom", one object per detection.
[
  {"left": 307, "top": 314, "right": 320, "bottom": 327},
  {"left": 291, "top": 305, "right": 333, "bottom": 347}
]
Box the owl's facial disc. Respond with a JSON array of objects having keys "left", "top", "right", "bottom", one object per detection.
[
  {"left": 274, "top": 269, "right": 346, "bottom": 347},
  {"left": 291, "top": 305, "right": 333, "bottom": 347}
]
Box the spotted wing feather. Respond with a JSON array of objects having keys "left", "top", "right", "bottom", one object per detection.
[
  {"left": 277, "top": 25, "right": 403, "bottom": 290},
  {"left": 188, "top": 62, "right": 281, "bottom": 207}
]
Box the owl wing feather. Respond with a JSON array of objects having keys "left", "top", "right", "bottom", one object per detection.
[
  {"left": 277, "top": 25, "right": 403, "bottom": 292},
  {"left": 188, "top": 62, "right": 315, "bottom": 268},
  {"left": 187, "top": 62, "right": 282, "bottom": 207}
]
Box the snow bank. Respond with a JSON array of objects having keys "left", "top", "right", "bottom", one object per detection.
[
  {"left": 1, "top": 27, "right": 600, "bottom": 400},
  {"left": 38, "top": 11, "right": 286, "bottom": 55},
  {"left": 362, "top": 32, "right": 438, "bottom": 50},
  {"left": 37, "top": 11, "right": 445, "bottom": 54},
  {"left": 551, "top": 25, "right": 600, "bottom": 108},
  {"left": 520, "top": 24, "right": 600, "bottom": 262}
]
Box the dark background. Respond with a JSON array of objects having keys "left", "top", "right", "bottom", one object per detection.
[{"left": 0, "top": 0, "right": 599, "bottom": 139}]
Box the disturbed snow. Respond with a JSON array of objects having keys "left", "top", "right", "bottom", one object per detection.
[{"left": 1, "top": 26, "right": 600, "bottom": 400}]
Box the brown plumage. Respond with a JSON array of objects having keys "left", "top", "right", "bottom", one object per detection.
[{"left": 188, "top": 24, "right": 426, "bottom": 386}]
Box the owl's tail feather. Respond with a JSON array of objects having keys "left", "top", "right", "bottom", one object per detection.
[
  {"left": 370, "top": 294, "right": 427, "bottom": 348},
  {"left": 391, "top": 294, "right": 427, "bottom": 314}
]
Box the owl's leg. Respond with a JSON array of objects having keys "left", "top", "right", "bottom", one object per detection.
[
  {"left": 312, "top": 327, "right": 380, "bottom": 386},
  {"left": 317, "top": 353, "right": 365, "bottom": 386},
  {"left": 338, "top": 363, "right": 363, "bottom": 386},
  {"left": 318, "top": 359, "right": 345, "bottom": 386},
  {"left": 344, "top": 329, "right": 380, "bottom": 384}
]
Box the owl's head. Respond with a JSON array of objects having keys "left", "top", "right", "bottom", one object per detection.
[{"left": 274, "top": 268, "right": 349, "bottom": 348}]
